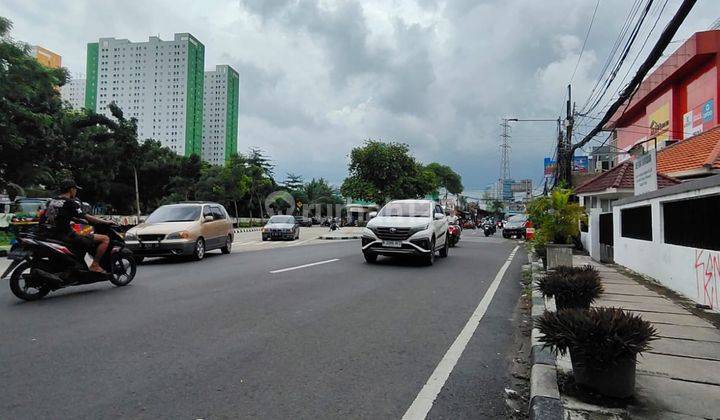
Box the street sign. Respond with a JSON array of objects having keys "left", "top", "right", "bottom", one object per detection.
[{"left": 633, "top": 150, "right": 657, "bottom": 195}]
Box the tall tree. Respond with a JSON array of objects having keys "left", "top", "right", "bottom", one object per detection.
[
  {"left": 0, "top": 16, "right": 68, "bottom": 190},
  {"left": 340, "top": 141, "right": 438, "bottom": 205},
  {"left": 426, "top": 163, "right": 463, "bottom": 198}
]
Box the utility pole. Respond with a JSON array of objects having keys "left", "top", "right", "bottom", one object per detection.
[
  {"left": 499, "top": 118, "right": 512, "bottom": 201},
  {"left": 133, "top": 166, "right": 141, "bottom": 219},
  {"left": 554, "top": 117, "right": 564, "bottom": 188},
  {"left": 555, "top": 84, "right": 575, "bottom": 188}
]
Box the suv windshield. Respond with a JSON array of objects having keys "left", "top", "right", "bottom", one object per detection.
[
  {"left": 378, "top": 202, "right": 431, "bottom": 218},
  {"left": 146, "top": 205, "right": 201, "bottom": 223},
  {"left": 269, "top": 215, "right": 295, "bottom": 224},
  {"left": 508, "top": 214, "right": 528, "bottom": 222}
]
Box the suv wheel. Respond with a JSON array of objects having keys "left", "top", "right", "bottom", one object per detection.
[
  {"left": 439, "top": 236, "right": 449, "bottom": 258},
  {"left": 424, "top": 238, "right": 436, "bottom": 266},
  {"left": 193, "top": 238, "right": 206, "bottom": 261}
]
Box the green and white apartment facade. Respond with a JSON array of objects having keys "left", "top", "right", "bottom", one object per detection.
[
  {"left": 81, "top": 33, "right": 238, "bottom": 161},
  {"left": 203, "top": 65, "right": 239, "bottom": 165}
]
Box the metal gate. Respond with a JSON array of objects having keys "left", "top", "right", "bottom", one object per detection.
[{"left": 599, "top": 212, "right": 614, "bottom": 263}]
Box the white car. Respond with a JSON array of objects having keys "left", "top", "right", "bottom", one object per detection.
[{"left": 361, "top": 199, "right": 449, "bottom": 265}]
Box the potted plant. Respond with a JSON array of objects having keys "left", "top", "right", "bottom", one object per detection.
[
  {"left": 527, "top": 188, "right": 584, "bottom": 268},
  {"left": 536, "top": 307, "right": 658, "bottom": 398},
  {"left": 536, "top": 265, "right": 603, "bottom": 310}
]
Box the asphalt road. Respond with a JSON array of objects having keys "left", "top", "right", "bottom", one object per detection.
[{"left": 0, "top": 229, "right": 526, "bottom": 419}]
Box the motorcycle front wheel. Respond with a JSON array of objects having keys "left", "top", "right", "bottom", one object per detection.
[
  {"left": 9, "top": 261, "right": 51, "bottom": 301},
  {"left": 110, "top": 253, "right": 136, "bottom": 287}
]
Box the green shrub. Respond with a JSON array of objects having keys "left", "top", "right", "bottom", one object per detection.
[
  {"left": 536, "top": 307, "right": 658, "bottom": 369},
  {"left": 537, "top": 265, "right": 602, "bottom": 310}
]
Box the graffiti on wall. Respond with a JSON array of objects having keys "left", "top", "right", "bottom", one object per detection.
[{"left": 694, "top": 249, "right": 720, "bottom": 310}]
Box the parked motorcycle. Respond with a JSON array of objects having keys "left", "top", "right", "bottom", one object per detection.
[
  {"left": 448, "top": 224, "right": 461, "bottom": 247},
  {"left": 1, "top": 223, "right": 136, "bottom": 301},
  {"left": 483, "top": 222, "right": 497, "bottom": 237}
]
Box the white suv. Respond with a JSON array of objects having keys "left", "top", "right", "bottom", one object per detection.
[{"left": 361, "top": 199, "right": 449, "bottom": 265}]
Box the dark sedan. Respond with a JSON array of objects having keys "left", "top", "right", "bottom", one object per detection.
[{"left": 262, "top": 215, "right": 300, "bottom": 241}]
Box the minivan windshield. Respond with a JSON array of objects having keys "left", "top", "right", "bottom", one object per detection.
[
  {"left": 146, "top": 205, "right": 201, "bottom": 223},
  {"left": 378, "top": 202, "right": 431, "bottom": 218},
  {"left": 269, "top": 215, "right": 295, "bottom": 224}
]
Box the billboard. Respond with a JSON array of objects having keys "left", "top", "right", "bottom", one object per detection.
[
  {"left": 544, "top": 156, "right": 588, "bottom": 176},
  {"left": 648, "top": 103, "right": 670, "bottom": 145},
  {"left": 683, "top": 98, "right": 714, "bottom": 139}
]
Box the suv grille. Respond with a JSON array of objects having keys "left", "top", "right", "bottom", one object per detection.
[
  {"left": 139, "top": 234, "right": 165, "bottom": 242},
  {"left": 375, "top": 227, "right": 411, "bottom": 241}
]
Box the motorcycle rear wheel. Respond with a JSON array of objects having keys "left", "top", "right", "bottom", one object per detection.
[
  {"left": 9, "top": 262, "right": 51, "bottom": 301},
  {"left": 110, "top": 253, "right": 136, "bottom": 287}
]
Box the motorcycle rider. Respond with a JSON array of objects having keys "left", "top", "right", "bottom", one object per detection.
[{"left": 40, "top": 179, "right": 113, "bottom": 274}]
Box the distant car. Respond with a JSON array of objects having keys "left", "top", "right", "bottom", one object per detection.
[
  {"left": 502, "top": 214, "right": 529, "bottom": 239},
  {"left": 262, "top": 215, "right": 300, "bottom": 241},
  {"left": 10, "top": 197, "right": 51, "bottom": 230},
  {"left": 361, "top": 199, "right": 449, "bottom": 265},
  {"left": 294, "top": 215, "right": 313, "bottom": 227},
  {"left": 124, "top": 202, "right": 234, "bottom": 262}
]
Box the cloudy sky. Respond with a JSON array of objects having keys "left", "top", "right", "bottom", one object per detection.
[{"left": 2, "top": 0, "right": 717, "bottom": 193}]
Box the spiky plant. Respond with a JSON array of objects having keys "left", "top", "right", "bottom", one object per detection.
[
  {"left": 536, "top": 265, "right": 603, "bottom": 310},
  {"left": 536, "top": 307, "right": 658, "bottom": 369}
]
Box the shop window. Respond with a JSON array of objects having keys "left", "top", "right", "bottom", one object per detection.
[
  {"left": 663, "top": 195, "right": 720, "bottom": 251},
  {"left": 621, "top": 205, "right": 652, "bottom": 241}
]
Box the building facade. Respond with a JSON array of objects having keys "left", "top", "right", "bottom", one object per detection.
[
  {"left": 84, "top": 33, "right": 205, "bottom": 156},
  {"left": 30, "top": 45, "right": 61, "bottom": 68},
  {"left": 607, "top": 30, "right": 720, "bottom": 160},
  {"left": 60, "top": 78, "right": 86, "bottom": 109},
  {"left": 202, "top": 65, "right": 239, "bottom": 165}
]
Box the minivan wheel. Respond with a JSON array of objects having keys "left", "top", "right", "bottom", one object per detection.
[
  {"left": 193, "top": 238, "right": 206, "bottom": 261},
  {"left": 221, "top": 235, "right": 232, "bottom": 254}
]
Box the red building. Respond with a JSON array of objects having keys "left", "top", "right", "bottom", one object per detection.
[{"left": 606, "top": 30, "right": 720, "bottom": 158}]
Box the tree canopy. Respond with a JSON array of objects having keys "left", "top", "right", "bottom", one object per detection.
[{"left": 340, "top": 141, "right": 440, "bottom": 205}]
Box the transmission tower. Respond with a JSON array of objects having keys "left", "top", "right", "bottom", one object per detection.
[{"left": 499, "top": 119, "right": 512, "bottom": 198}]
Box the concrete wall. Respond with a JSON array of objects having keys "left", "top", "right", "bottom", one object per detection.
[{"left": 614, "top": 184, "right": 720, "bottom": 312}]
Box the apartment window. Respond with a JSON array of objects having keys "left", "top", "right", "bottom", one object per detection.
[
  {"left": 663, "top": 195, "right": 720, "bottom": 251},
  {"left": 621, "top": 205, "right": 652, "bottom": 241}
]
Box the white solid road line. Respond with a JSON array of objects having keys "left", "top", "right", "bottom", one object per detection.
[
  {"left": 402, "top": 245, "right": 520, "bottom": 420},
  {"left": 269, "top": 258, "right": 340, "bottom": 274}
]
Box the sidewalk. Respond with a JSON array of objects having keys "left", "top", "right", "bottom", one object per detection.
[{"left": 551, "top": 255, "right": 720, "bottom": 419}]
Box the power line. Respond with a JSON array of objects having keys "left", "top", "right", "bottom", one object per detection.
[
  {"left": 572, "top": 0, "right": 698, "bottom": 155},
  {"left": 570, "top": 0, "right": 601, "bottom": 84}
]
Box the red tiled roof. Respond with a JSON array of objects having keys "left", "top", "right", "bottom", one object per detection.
[
  {"left": 575, "top": 160, "right": 680, "bottom": 194},
  {"left": 657, "top": 126, "right": 720, "bottom": 176}
]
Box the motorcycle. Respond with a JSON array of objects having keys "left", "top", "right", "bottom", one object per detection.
[
  {"left": 483, "top": 222, "right": 497, "bottom": 237},
  {"left": 1, "top": 223, "right": 137, "bottom": 301},
  {"left": 447, "top": 224, "right": 461, "bottom": 247}
]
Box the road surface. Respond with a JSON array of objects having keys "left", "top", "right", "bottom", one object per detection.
[{"left": 0, "top": 228, "right": 526, "bottom": 419}]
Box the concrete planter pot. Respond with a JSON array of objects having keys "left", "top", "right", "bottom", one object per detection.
[
  {"left": 546, "top": 243, "right": 573, "bottom": 269},
  {"left": 571, "top": 352, "right": 637, "bottom": 398}
]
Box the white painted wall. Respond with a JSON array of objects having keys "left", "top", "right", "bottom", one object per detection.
[{"left": 614, "top": 184, "right": 720, "bottom": 312}]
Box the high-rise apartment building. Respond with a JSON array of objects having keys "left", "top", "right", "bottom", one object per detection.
[
  {"left": 60, "top": 78, "right": 86, "bottom": 109},
  {"left": 84, "top": 33, "right": 205, "bottom": 156},
  {"left": 202, "top": 65, "right": 239, "bottom": 165},
  {"left": 31, "top": 45, "right": 62, "bottom": 68}
]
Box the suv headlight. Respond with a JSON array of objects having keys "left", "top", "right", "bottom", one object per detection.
[
  {"left": 409, "top": 224, "right": 430, "bottom": 235},
  {"left": 166, "top": 231, "right": 190, "bottom": 240},
  {"left": 124, "top": 231, "right": 138, "bottom": 241},
  {"left": 362, "top": 227, "right": 376, "bottom": 238}
]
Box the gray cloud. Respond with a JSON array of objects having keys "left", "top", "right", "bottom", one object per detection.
[{"left": 2, "top": 0, "right": 717, "bottom": 190}]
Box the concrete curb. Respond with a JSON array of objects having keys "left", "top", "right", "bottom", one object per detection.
[
  {"left": 234, "top": 227, "right": 262, "bottom": 233},
  {"left": 526, "top": 260, "right": 564, "bottom": 420},
  {"left": 317, "top": 235, "right": 361, "bottom": 240}
]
